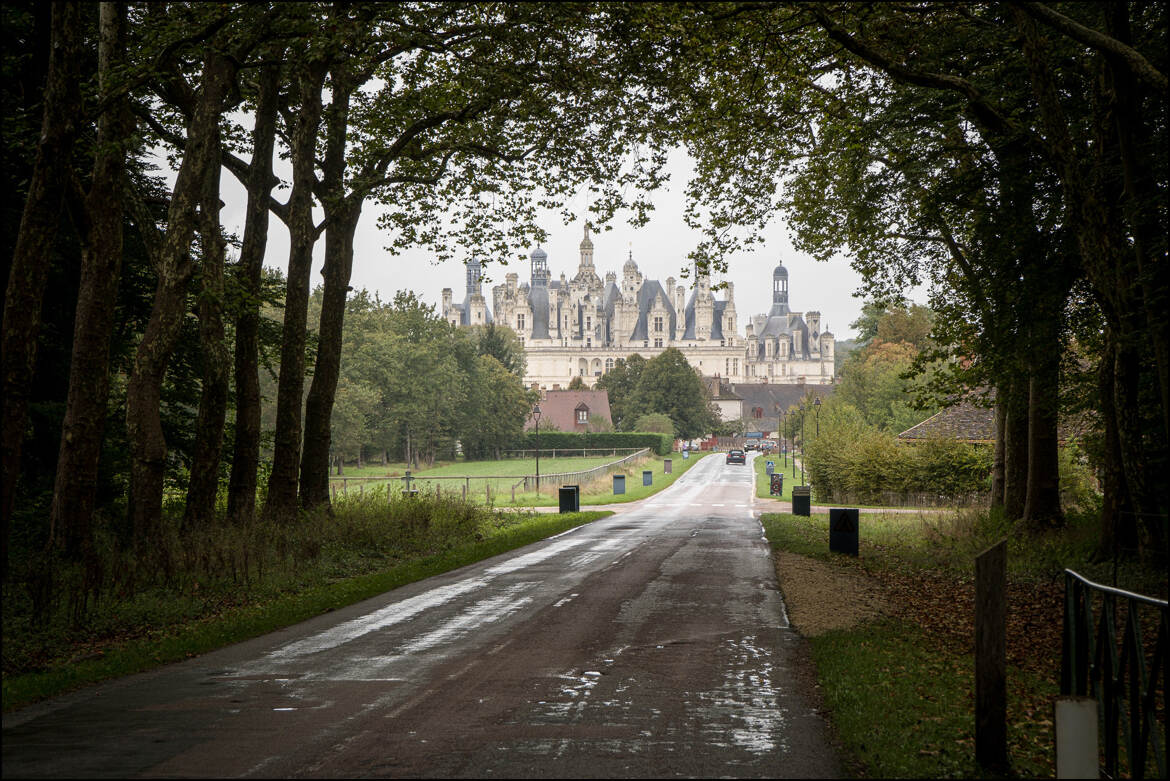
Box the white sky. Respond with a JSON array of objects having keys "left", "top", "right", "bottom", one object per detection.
[{"left": 216, "top": 148, "right": 873, "bottom": 341}]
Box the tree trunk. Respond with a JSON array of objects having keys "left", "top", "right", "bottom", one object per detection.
[
  {"left": 226, "top": 54, "right": 280, "bottom": 525},
  {"left": 299, "top": 65, "right": 356, "bottom": 512},
  {"left": 299, "top": 205, "right": 360, "bottom": 510},
  {"left": 2, "top": 1, "right": 82, "bottom": 577},
  {"left": 1022, "top": 295, "right": 1065, "bottom": 528},
  {"left": 1093, "top": 334, "right": 1136, "bottom": 561},
  {"left": 182, "top": 139, "right": 229, "bottom": 530},
  {"left": 262, "top": 60, "right": 326, "bottom": 521},
  {"left": 48, "top": 1, "right": 133, "bottom": 560},
  {"left": 1002, "top": 378, "right": 1028, "bottom": 520},
  {"left": 126, "top": 49, "right": 234, "bottom": 542},
  {"left": 990, "top": 396, "right": 1006, "bottom": 511}
]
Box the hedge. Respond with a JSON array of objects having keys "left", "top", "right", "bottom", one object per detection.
[
  {"left": 516, "top": 431, "right": 673, "bottom": 456},
  {"left": 804, "top": 425, "right": 992, "bottom": 505}
]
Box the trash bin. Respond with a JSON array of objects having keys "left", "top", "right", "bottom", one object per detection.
[
  {"left": 613, "top": 474, "right": 625, "bottom": 495},
  {"left": 559, "top": 484, "right": 580, "bottom": 513},
  {"left": 643, "top": 470, "right": 652, "bottom": 486},
  {"left": 791, "top": 485, "right": 811, "bottom": 516},
  {"left": 770, "top": 473, "right": 784, "bottom": 496},
  {"left": 664, "top": 459, "right": 672, "bottom": 474}
]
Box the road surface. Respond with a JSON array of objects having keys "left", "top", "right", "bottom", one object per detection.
[{"left": 3, "top": 453, "right": 840, "bottom": 778}]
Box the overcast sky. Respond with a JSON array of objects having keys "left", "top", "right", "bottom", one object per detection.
[{"left": 217, "top": 149, "right": 874, "bottom": 341}]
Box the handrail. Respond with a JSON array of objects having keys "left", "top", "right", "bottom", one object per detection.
[{"left": 1062, "top": 568, "right": 1167, "bottom": 780}]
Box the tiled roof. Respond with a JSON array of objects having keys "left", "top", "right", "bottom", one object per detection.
[{"left": 525, "top": 389, "right": 613, "bottom": 432}]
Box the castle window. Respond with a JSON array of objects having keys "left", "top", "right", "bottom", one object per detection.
[
  {"left": 586, "top": 316, "right": 592, "bottom": 332},
  {"left": 577, "top": 407, "right": 589, "bottom": 424},
  {"left": 605, "top": 358, "right": 614, "bottom": 372},
  {"left": 654, "top": 316, "right": 663, "bottom": 332},
  {"left": 654, "top": 338, "right": 663, "bottom": 348},
  {"left": 517, "top": 314, "right": 525, "bottom": 330}
]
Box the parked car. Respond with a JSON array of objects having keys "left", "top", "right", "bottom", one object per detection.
[
  {"left": 744, "top": 442, "right": 757, "bottom": 451},
  {"left": 726, "top": 449, "right": 746, "bottom": 464}
]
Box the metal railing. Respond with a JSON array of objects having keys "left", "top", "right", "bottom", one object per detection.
[
  {"left": 521, "top": 448, "right": 651, "bottom": 490},
  {"left": 1062, "top": 569, "right": 1168, "bottom": 779},
  {"left": 324, "top": 448, "right": 652, "bottom": 502},
  {"left": 499, "top": 447, "right": 646, "bottom": 459}
]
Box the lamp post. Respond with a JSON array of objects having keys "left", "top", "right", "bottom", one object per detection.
[
  {"left": 533, "top": 403, "right": 542, "bottom": 490},
  {"left": 790, "top": 409, "right": 796, "bottom": 479},
  {"left": 799, "top": 402, "right": 806, "bottom": 485},
  {"left": 814, "top": 396, "right": 821, "bottom": 437}
]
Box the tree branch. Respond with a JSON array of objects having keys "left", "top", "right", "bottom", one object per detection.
[{"left": 1011, "top": 1, "right": 1168, "bottom": 93}]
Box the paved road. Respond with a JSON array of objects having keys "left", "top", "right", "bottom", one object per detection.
[{"left": 3, "top": 454, "right": 839, "bottom": 778}]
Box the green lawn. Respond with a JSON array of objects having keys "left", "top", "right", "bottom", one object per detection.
[
  {"left": 328, "top": 451, "right": 708, "bottom": 508},
  {"left": 751, "top": 451, "right": 804, "bottom": 500}
]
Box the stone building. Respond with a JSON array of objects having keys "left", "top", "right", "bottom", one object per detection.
[{"left": 441, "top": 224, "right": 835, "bottom": 390}]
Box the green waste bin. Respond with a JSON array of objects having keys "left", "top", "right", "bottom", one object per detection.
[
  {"left": 559, "top": 484, "right": 580, "bottom": 513},
  {"left": 643, "top": 470, "right": 652, "bottom": 486},
  {"left": 792, "top": 485, "right": 811, "bottom": 516},
  {"left": 613, "top": 474, "right": 625, "bottom": 495}
]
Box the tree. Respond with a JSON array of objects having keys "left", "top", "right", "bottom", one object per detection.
[
  {"left": 3, "top": 0, "right": 83, "bottom": 574},
  {"left": 596, "top": 354, "right": 646, "bottom": 431},
  {"left": 633, "top": 412, "right": 674, "bottom": 438},
  {"left": 566, "top": 376, "right": 588, "bottom": 391},
  {"left": 630, "top": 348, "right": 716, "bottom": 440}
]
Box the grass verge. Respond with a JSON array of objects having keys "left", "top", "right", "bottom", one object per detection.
[
  {"left": 759, "top": 509, "right": 1165, "bottom": 778},
  {"left": 3, "top": 506, "right": 610, "bottom": 712}
]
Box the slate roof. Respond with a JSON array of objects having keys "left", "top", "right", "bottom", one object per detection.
[
  {"left": 630, "top": 280, "right": 678, "bottom": 341},
  {"left": 897, "top": 397, "right": 1096, "bottom": 443},
  {"left": 525, "top": 389, "right": 613, "bottom": 432},
  {"left": 897, "top": 401, "right": 995, "bottom": 442},
  {"left": 731, "top": 383, "right": 835, "bottom": 433}
]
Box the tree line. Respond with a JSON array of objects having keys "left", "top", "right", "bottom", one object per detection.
[
  {"left": 625, "top": 3, "right": 1166, "bottom": 561},
  {"left": 3, "top": 2, "right": 1165, "bottom": 583},
  {"left": 321, "top": 293, "right": 533, "bottom": 469},
  {"left": 2, "top": 2, "right": 667, "bottom": 576}
]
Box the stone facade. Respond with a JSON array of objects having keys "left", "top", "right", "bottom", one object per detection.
[{"left": 442, "top": 224, "right": 835, "bottom": 390}]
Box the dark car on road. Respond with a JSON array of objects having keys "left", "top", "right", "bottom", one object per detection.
[{"left": 725, "top": 449, "right": 745, "bottom": 465}]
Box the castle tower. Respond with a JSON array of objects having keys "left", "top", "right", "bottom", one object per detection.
[{"left": 770, "top": 262, "right": 790, "bottom": 316}]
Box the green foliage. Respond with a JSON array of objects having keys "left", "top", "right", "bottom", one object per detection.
[
  {"left": 516, "top": 431, "right": 673, "bottom": 456},
  {"left": 597, "top": 349, "right": 716, "bottom": 438},
  {"left": 313, "top": 288, "right": 532, "bottom": 467},
  {"left": 633, "top": 412, "right": 674, "bottom": 438},
  {"left": 804, "top": 408, "right": 992, "bottom": 505},
  {"left": 595, "top": 354, "right": 646, "bottom": 430}
]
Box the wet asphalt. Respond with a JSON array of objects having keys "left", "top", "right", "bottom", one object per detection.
[{"left": 3, "top": 454, "right": 840, "bottom": 778}]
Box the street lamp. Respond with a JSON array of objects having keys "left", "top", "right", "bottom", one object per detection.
[
  {"left": 533, "top": 403, "right": 542, "bottom": 490},
  {"left": 799, "top": 403, "right": 806, "bottom": 486},
  {"left": 814, "top": 396, "right": 822, "bottom": 437}
]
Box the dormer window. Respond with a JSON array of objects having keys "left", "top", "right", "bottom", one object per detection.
[{"left": 576, "top": 404, "right": 589, "bottom": 424}]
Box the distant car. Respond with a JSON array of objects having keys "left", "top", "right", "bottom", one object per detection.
[
  {"left": 744, "top": 442, "right": 757, "bottom": 451},
  {"left": 726, "top": 449, "right": 745, "bottom": 464}
]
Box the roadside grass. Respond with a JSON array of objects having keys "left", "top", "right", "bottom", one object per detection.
[
  {"left": 327, "top": 454, "right": 622, "bottom": 498},
  {"left": 759, "top": 509, "right": 1165, "bottom": 778},
  {"left": 752, "top": 451, "right": 799, "bottom": 500},
  {"left": 498, "top": 450, "right": 707, "bottom": 507},
  {"left": 2, "top": 495, "right": 611, "bottom": 712}
]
